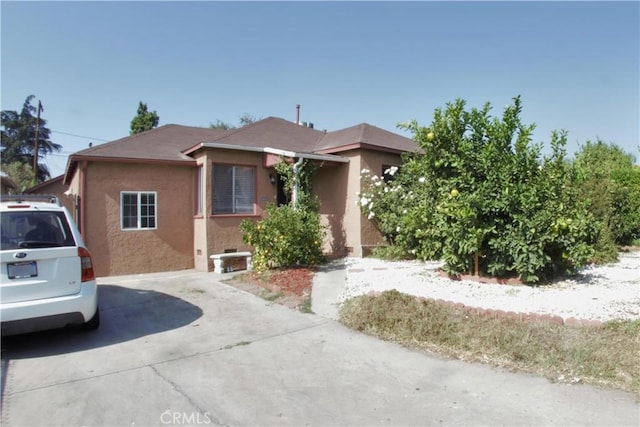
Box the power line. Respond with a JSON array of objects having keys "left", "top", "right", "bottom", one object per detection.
[
  {"left": 51, "top": 129, "right": 109, "bottom": 142},
  {"left": 45, "top": 152, "right": 75, "bottom": 157}
]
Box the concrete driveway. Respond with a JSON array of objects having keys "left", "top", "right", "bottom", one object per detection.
[{"left": 1, "top": 270, "right": 638, "bottom": 426}]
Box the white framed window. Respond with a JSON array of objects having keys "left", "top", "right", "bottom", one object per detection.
[
  {"left": 213, "top": 164, "right": 255, "bottom": 215},
  {"left": 121, "top": 191, "right": 157, "bottom": 230}
]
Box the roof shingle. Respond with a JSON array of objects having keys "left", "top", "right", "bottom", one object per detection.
[
  {"left": 65, "top": 117, "right": 418, "bottom": 183},
  {"left": 197, "top": 117, "right": 325, "bottom": 152},
  {"left": 315, "top": 123, "right": 418, "bottom": 154},
  {"left": 74, "top": 124, "right": 228, "bottom": 162}
]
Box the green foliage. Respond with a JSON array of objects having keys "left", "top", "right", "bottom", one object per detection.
[
  {"left": 1, "top": 95, "right": 60, "bottom": 183},
  {"left": 240, "top": 204, "right": 325, "bottom": 272},
  {"left": 359, "top": 97, "right": 597, "bottom": 283},
  {"left": 209, "top": 119, "right": 235, "bottom": 130},
  {"left": 274, "top": 159, "right": 319, "bottom": 211},
  {"left": 130, "top": 101, "right": 159, "bottom": 135},
  {"left": 238, "top": 113, "right": 259, "bottom": 126},
  {"left": 241, "top": 159, "right": 325, "bottom": 272},
  {"left": 573, "top": 140, "right": 640, "bottom": 248},
  {"left": 2, "top": 162, "right": 35, "bottom": 193},
  {"left": 370, "top": 245, "right": 412, "bottom": 261},
  {"left": 210, "top": 113, "right": 260, "bottom": 130}
]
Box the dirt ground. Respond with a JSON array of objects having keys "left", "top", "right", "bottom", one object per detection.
[{"left": 222, "top": 267, "right": 315, "bottom": 310}]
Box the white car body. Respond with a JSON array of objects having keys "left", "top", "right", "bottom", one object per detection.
[{"left": 1, "top": 195, "right": 99, "bottom": 335}]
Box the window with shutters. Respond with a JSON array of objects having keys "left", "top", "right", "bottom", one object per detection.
[{"left": 212, "top": 164, "right": 256, "bottom": 215}]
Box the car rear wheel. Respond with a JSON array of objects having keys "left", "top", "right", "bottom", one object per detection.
[{"left": 82, "top": 307, "right": 100, "bottom": 331}]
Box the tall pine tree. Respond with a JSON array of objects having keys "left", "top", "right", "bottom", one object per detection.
[
  {"left": 130, "top": 102, "right": 159, "bottom": 135},
  {"left": 1, "top": 95, "right": 61, "bottom": 184}
]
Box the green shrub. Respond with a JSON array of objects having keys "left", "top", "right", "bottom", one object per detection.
[
  {"left": 241, "top": 159, "right": 325, "bottom": 272},
  {"left": 370, "top": 245, "right": 412, "bottom": 261},
  {"left": 572, "top": 141, "right": 640, "bottom": 256},
  {"left": 359, "top": 97, "right": 597, "bottom": 283},
  {"left": 241, "top": 204, "right": 325, "bottom": 272}
]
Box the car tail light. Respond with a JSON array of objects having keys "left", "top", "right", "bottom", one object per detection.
[{"left": 78, "top": 247, "right": 96, "bottom": 282}]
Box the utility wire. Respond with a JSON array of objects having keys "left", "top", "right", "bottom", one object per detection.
[
  {"left": 45, "top": 152, "right": 75, "bottom": 157},
  {"left": 51, "top": 129, "right": 109, "bottom": 142}
]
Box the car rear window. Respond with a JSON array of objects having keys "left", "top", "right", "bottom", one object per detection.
[{"left": 1, "top": 211, "right": 76, "bottom": 250}]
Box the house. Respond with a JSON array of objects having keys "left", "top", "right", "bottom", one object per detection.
[
  {"left": 0, "top": 173, "right": 18, "bottom": 195},
  {"left": 24, "top": 175, "right": 75, "bottom": 214},
  {"left": 61, "top": 116, "right": 418, "bottom": 277}
]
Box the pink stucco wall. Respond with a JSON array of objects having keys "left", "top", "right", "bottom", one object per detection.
[
  {"left": 314, "top": 159, "right": 351, "bottom": 257},
  {"left": 354, "top": 149, "right": 405, "bottom": 256},
  {"left": 201, "top": 149, "right": 277, "bottom": 271},
  {"left": 66, "top": 146, "right": 404, "bottom": 276},
  {"left": 26, "top": 177, "right": 76, "bottom": 216},
  {"left": 82, "top": 162, "right": 195, "bottom": 277}
]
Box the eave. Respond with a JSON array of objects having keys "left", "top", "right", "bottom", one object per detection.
[
  {"left": 185, "top": 142, "right": 350, "bottom": 164},
  {"left": 314, "top": 142, "right": 416, "bottom": 156}
]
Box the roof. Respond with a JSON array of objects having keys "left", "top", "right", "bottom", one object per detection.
[
  {"left": 185, "top": 117, "right": 418, "bottom": 157},
  {"left": 64, "top": 125, "right": 228, "bottom": 183},
  {"left": 25, "top": 175, "right": 64, "bottom": 193},
  {"left": 315, "top": 123, "right": 419, "bottom": 154},
  {"left": 74, "top": 124, "right": 227, "bottom": 161},
  {"left": 64, "top": 118, "right": 418, "bottom": 183},
  {"left": 193, "top": 117, "right": 326, "bottom": 152}
]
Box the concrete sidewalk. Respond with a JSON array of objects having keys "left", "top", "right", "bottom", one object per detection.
[{"left": 311, "top": 258, "right": 347, "bottom": 319}]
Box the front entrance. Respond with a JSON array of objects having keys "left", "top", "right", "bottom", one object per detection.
[{"left": 276, "top": 174, "right": 290, "bottom": 206}]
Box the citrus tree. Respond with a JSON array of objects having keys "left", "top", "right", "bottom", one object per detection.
[{"left": 359, "top": 97, "right": 597, "bottom": 283}]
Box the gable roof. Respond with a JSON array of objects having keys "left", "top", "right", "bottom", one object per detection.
[
  {"left": 185, "top": 117, "right": 418, "bottom": 156},
  {"left": 193, "top": 117, "right": 325, "bottom": 153},
  {"left": 64, "top": 117, "right": 418, "bottom": 183},
  {"left": 315, "top": 123, "right": 418, "bottom": 155},
  {"left": 74, "top": 124, "right": 228, "bottom": 162},
  {"left": 64, "top": 125, "right": 228, "bottom": 183},
  {"left": 25, "top": 175, "right": 64, "bottom": 193}
]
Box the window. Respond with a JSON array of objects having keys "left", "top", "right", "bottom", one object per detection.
[
  {"left": 382, "top": 164, "right": 400, "bottom": 183},
  {"left": 121, "top": 192, "right": 157, "bottom": 230},
  {"left": 213, "top": 164, "right": 255, "bottom": 214}
]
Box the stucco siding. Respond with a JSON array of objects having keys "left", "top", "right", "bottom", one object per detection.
[
  {"left": 336, "top": 151, "right": 365, "bottom": 257},
  {"left": 357, "top": 150, "right": 405, "bottom": 254},
  {"left": 315, "top": 162, "right": 349, "bottom": 257},
  {"left": 192, "top": 154, "right": 209, "bottom": 271},
  {"left": 204, "top": 149, "right": 277, "bottom": 271},
  {"left": 83, "top": 162, "right": 195, "bottom": 276},
  {"left": 26, "top": 177, "right": 76, "bottom": 217}
]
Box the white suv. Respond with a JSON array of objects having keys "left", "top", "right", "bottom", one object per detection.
[{"left": 1, "top": 195, "right": 99, "bottom": 336}]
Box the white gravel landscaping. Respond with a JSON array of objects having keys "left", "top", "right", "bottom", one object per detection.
[{"left": 338, "top": 250, "right": 640, "bottom": 322}]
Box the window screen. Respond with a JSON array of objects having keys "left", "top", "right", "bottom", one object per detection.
[{"left": 213, "top": 165, "right": 255, "bottom": 214}]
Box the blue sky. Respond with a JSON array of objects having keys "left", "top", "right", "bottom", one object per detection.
[{"left": 2, "top": 1, "right": 638, "bottom": 177}]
